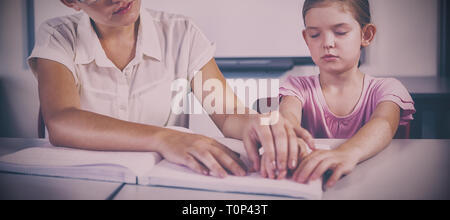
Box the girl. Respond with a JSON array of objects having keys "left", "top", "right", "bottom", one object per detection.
[
  {"left": 277, "top": 0, "right": 416, "bottom": 187},
  {"left": 29, "top": 0, "right": 312, "bottom": 179}
]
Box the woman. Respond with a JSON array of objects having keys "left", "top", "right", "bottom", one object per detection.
[{"left": 29, "top": 0, "right": 313, "bottom": 179}]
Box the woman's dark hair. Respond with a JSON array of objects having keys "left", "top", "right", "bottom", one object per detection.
[{"left": 302, "top": 0, "right": 371, "bottom": 28}]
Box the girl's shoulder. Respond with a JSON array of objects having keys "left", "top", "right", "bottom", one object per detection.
[
  {"left": 280, "top": 74, "right": 320, "bottom": 102},
  {"left": 280, "top": 75, "right": 319, "bottom": 105},
  {"left": 284, "top": 74, "right": 319, "bottom": 86},
  {"left": 365, "top": 75, "right": 408, "bottom": 93},
  {"left": 365, "top": 75, "right": 413, "bottom": 106}
]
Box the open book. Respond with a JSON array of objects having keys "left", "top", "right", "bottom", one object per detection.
[{"left": 0, "top": 127, "right": 329, "bottom": 200}]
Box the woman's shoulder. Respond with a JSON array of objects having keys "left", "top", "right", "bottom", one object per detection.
[
  {"left": 38, "top": 13, "right": 84, "bottom": 33},
  {"left": 143, "top": 8, "right": 207, "bottom": 40},
  {"left": 33, "top": 13, "right": 86, "bottom": 53},
  {"left": 35, "top": 13, "right": 86, "bottom": 47},
  {"left": 143, "top": 8, "right": 193, "bottom": 25}
]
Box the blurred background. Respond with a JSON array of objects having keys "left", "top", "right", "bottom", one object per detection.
[{"left": 0, "top": 0, "right": 448, "bottom": 139}]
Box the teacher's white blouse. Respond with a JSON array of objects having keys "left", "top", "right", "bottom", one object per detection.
[{"left": 29, "top": 8, "right": 216, "bottom": 128}]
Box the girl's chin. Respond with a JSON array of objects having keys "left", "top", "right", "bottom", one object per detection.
[
  {"left": 319, "top": 65, "right": 353, "bottom": 75},
  {"left": 317, "top": 60, "right": 359, "bottom": 73}
]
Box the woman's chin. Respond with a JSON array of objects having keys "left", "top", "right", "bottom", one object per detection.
[
  {"left": 110, "top": 14, "right": 140, "bottom": 27},
  {"left": 110, "top": 7, "right": 140, "bottom": 26}
]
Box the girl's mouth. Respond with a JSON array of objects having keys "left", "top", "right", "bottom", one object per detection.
[
  {"left": 113, "top": 1, "right": 134, "bottom": 15},
  {"left": 321, "top": 54, "right": 339, "bottom": 62}
]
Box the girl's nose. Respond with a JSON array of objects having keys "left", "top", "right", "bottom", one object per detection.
[{"left": 323, "top": 33, "right": 336, "bottom": 49}]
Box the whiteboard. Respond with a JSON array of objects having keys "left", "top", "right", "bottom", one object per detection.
[{"left": 34, "top": 0, "right": 310, "bottom": 58}]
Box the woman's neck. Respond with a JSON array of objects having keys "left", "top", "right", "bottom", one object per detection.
[
  {"left": 319, "top": 65, "right": 364, "bottom": 90},
  {"left": 91, "top": 18, "right": 139, "bottom": 42},
  {"left": 90, "top": 18, "right": 140, "bottom": 71}
]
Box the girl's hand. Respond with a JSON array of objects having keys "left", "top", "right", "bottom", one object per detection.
[
  {"left": 260, "top": 137, "right": 311, "bottom": 179},
  {"left": 292, "top": 147, "right": 361, "bottom": 188},
  {"left": 242, "top": 112, "right": 315, "bottom": 179},
  {"left": 157, "top": 129, "right": 248, "bottom": 178}
]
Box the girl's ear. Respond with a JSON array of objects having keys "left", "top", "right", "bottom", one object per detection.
[
  {"left": 60, "top": 0, "right": 82, "bottom": 11},
  {"left": 361, "top": 24, "right": 377, "bottom": 48},
  {"left": 302, "top": 30, "right": 310, "bottom": 47}
]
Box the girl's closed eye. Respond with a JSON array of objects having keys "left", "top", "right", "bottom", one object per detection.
[
  {"left": 306, "top": 29, "right": 321, "bottom": 38},
  {"left": 311, "top": 33, "right": 320, "bottom": 38},
  {"left": 335, "top": 31, "right": 348, "bottom": 36},
  {"left": 334, "top": 24, "right": 353, "bottom": 36},
  {"left": 334, "top": 27, "right": 351, "bottom": 36}
]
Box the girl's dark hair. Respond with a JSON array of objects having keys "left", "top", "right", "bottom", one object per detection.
[{"left": 302, "top": 0, "right": 371, "bottom": 28}]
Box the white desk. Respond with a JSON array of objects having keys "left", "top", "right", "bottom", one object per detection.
[
  {"left": 115, "top": 139, "right": 450, "bottom": 200},
  {"left": 323, "top": 139, "right": 450, "bottom": 200},
  {"left": 0, "top": 138, "right": 123, "bottom": 200},
  {"left": 0, "top": 138, "right": 449, "bottom": 200},
  {"left": 114, "top": 185, "right": 292, "bottom": 200},
  {"left": 0, "top": 173, "right": 123, "bottom": 200}
]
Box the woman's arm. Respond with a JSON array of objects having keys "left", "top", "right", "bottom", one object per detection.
[
  {"left": 292, "top": 101, "right": 400, "bottom": 188},
  {"left": 30, "top": 58, "right": 247, "bottom": 177},
  {"left": 31, "top": 58, "right": 161, "bottom": 152},
  {"left": 193, "top": 59, "right": 314, "bottom": 179}
]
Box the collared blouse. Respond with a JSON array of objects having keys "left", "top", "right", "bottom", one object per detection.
[{"left": 29, "top": 8, "right": 216, "bottom": 128}]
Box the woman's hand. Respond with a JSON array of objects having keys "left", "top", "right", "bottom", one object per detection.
[
  {"left": 156, "top": 129, "right": 248, "bottom": 178},
  {"left": 292, "top": 147, "right": 361, "bottom": 188},
  {"left": 242, "top": 112, "right": 315, "bottom": 179}
]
